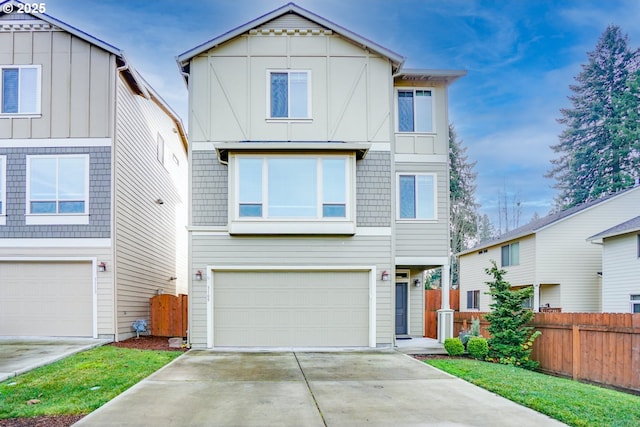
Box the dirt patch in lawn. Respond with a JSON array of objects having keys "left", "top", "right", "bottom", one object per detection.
[{"left": 0, "top": 336, "right": 187, "bottom": 427}]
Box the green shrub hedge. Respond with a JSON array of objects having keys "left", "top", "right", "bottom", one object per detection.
[{"left": 443, "top": 337, "right": 465, "bottom": 356}]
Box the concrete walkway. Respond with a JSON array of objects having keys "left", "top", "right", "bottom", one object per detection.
[
  {"left": 74, "top": 350, "right": 566, "bottom": 427},
  {"left": 0, "top": 337, "right": 109, "bottom": 382}
]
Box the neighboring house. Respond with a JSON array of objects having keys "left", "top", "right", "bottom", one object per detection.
[
  {"left": 0, "top": 0, "right": 188, "bottom": 340},
  {"left": 177, "top": 3, "right": 464, "bottom": 348},
  {"left": 588, "top": 215, "right": 640, "bottom": 313},
  {"left": 458, "top": 185, "right": 640, "bottom": 313}
]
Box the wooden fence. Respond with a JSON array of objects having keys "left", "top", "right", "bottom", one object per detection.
[
  {"left": 454, "top": 312, "right": 640, "bottom": 393},
  {"left": 424, "top": 289, "right": 460, "bottom": 339},
  {"left": 150, "top": 294, "right": 188, "bottom": 337}
]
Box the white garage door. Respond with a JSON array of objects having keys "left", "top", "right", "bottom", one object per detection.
[
  {"left": 213, "top": 270, "right": 370, "bottom": 347},
  {"left": 0, "top": 261, "right": 93, "bottom": 337}
]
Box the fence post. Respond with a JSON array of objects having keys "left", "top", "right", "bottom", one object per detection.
[{"left": 572, "top": 324, "right": 580, "bottom": 381}]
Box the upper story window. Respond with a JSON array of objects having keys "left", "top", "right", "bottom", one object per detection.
[
  {"left": 0, "top": 155, "right": 5, "bottom": 224},
  {"left": 157, "top": 134, "right": 165, "bottom": 165},
  {"left": 397, "top": 89, "right": 433, "bottom": 133},
  {"left": 501, "top": 242, "right": 520, "bottom": 267},
  {"left": 467, "top": 290, "right": 479, "bottom": 310},
  {"left": 631, "top": 295, "right": 640, "bottom": 313},
  {"left": 397, "top": 173, "right": 436, "bottom": 220},
  {"left": 26, "top": 154, "right": 89, "bottom": 225},
  {"left": 1, "top": 65, "right": 41, "bottom": 115},
  {"left": 268, "top": 70, "right": 310, "bottom": 119},
  {"left": 230, "top": 153, "right": 355, "bottom": 234}
]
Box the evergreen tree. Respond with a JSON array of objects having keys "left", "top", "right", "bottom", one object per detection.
[
  {"left": 548, "top": 25, "right": 640, "bottom": 209},
  {"left": 476, "top": 214, "right": 496, "bottom": 243},
  {"left": 484, "top": 261, "right": 540, "bottom": 369},
  {"left": 449, "top": 124, "right": 478, "bottom": 287}
]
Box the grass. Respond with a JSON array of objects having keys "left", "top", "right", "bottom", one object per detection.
[
  {"left": 0, "top": 346, "right": 181, "bottom": 419},
  {"left": 426, "top": 358, "right": 640, "bottom": 427}
]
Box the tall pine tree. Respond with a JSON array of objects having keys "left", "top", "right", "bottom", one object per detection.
[
  {"left": 449, "top": 124, "right": 478, "bottom": 287},
  {"left": 548, "top": 25, "right": 640, "bottom": 209}
]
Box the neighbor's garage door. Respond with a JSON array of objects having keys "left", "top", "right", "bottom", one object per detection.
[
  {"left": 213, "top": 270, "right": 369, "bottom": 347},
  {"left": 0, "top": 262, "right": 93, "bottom": 337}
]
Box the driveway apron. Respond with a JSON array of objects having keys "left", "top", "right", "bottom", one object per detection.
[{"left": 74, "top": 350, "right": 566, "bottom": 427}]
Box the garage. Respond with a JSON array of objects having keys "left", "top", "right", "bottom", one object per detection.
[
  {"left": 212, "top": 269, "right": 372, "bottom": 347},
  {"left": 0, "top": 261, "right": 94, "bottom": 337}
]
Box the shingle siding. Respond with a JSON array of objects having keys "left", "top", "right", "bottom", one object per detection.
[
  {"left": 356, "top": 151, "right": 391, "bottom": 227},
  {"left": 192, "top": 150, "right": 227, "bottom": 226},
  {"left": 0, "top": 146, "right": 111, "bottom": 238}
]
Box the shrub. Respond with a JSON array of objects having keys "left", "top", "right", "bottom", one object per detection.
[
  {"left": 444, "top": 337, "right": 465, "bottom": 356},
  {"left": 467, "top": 337, "right": 489, "bottom": 360}
]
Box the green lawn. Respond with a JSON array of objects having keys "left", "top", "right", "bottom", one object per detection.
[
  {"left": 0, "top": 346, "right": 181, "bottom": 419},
  {"left": 426, "top": 358, "right": 640, "bottom": 427}
]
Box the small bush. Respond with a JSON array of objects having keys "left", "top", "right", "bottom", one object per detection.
[
  {"left": 444, "top": 337, "right": 465, "bottom": 356},
  {"left": 467, "top": 337, "right": 489, "bottom": 360}
]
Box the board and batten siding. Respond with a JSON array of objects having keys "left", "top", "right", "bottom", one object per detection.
[
  {"left": 188, "top": 29, "right": 393, "bottom": 144},
  {"left": 114, "top": 76, "right": 188, "bottom": 339},
  {"left": 535, "top": 188, "right": 640, "bottom": 312},
  {"left": 601, "top": 234, "right": 640, "bottom": 313},
  {"left": 0, "top": 27, "right": 114, "bottom": 139},
  {"left": 189, "top": 234, "right": 394, "bottom": 348},
  {"left": 395, "top": 162, "right": 449, "bottom": 259}
]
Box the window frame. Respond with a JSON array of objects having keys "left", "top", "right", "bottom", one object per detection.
[
  {"left": 467, "top": 290, "right": 480, "bottom": 310},
  {"left": 0, "top": 65, "right": 42, "bottom": 116},
  {"left": 157, "top": 133, "right": 165, "bottom": 166},
  {"left": 229, "top": 152, "right": 355, "bottom": 234},
  {"left": 396, "top": 172, "right": 437, "bottom": 221},
  {"left": 631, "top": 294, "right": 640, "bottom": 314},
  {"left": 501, "top": 242, "right": 520, "bottom": 267},
  {"left": 396, "top": 87, "right": 435, "bottom": 133},
  {"left": 637, "top": 234, "right": 640, "bottom": 258},
  {"left": 25, "top": 154, "right": 90, "bottom": 225},
  {"left": 266, "top": 70, "right": 312, "bottom": 120},
  {"left": 0, "top": 155, "right": 5, "bottom": 225}
]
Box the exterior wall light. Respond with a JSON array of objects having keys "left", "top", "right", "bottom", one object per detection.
[
  {"left": 195, "top": 270, "right": 203, "bottom": 281},
  {"left": 414, "top": 278, "right": 422, "bottom": 287},
  {"left": 97, "top": 262, "right": 106, "bottom": 272},
  {"left": 381, "top": 270, "right": 389, "bottom": 281}
]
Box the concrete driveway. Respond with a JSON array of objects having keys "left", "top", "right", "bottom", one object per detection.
[
  {"left": 0, "top": 337, "right": 108, "bottom": 382},
  {"left": 75, "top": 350, "right": 566, "bottom": 427}
]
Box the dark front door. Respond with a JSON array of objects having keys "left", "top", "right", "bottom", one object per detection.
[{"left": 395, "top": 283, "right": 408, "bottom": 335}]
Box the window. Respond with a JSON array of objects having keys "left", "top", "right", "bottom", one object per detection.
[
  {"left": 0, "top": 155, "right": 5, "bottom": 223},
  {"left": 236, "top": 155, "right": 348, "bottom": 219},
  {"left": 637, "top": 235, "right": 640, "bottom": 258},
  {"left": 1, "top": 65, "right": 41, "bottom": 115},
  {"left": 26, "top": 155, "right": 89, "bottom": 224},
  {"left": 397, "top": 89, "right": 433, "bottom": 132},
  {"left": 398, "top": 173, "right": 436, "bottom": 220},
  {"left": 157, "top": 134, "right": 165, "bottom": 165},
  {"left": 268, "top": 70, "right": 310, "bottom": 119},
  {"left": 632, "top": 295, "right": 640, "bottom": 314},
  {"left": 501, "top": 242, "right": 520, "bottom": 266},
  {"left": 467, "top": 290, "right": 479, "bottom": 310}
]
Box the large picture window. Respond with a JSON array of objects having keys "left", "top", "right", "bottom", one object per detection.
[
  {"left": 398, "top": 173, "right": 436, "bottom": 220},
  {"left": 397, "top": 89, "right": 433, "bottom": 133},
  {"left": 237, "top": 155, "right": 348, "bottom": 220},
  {"left": 26, "top": 155, "right": 89, "bottom": 223},
  {"left": 268, "top": 70, "right": 310, "bottom": 119},
  {"left": 1, "top": 65, "right": 41, "bottom": 115}
]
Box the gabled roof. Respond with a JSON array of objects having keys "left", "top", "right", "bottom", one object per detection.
[
  {"left": 459, "top": 185, "right": 640, "bottom": 256},
  {"left": 587, "top": 215, "right": 640, "bottom": 243},
  {"left": 176, "top": 2, "right": 406, "bottom": 78},
  {"left": 0, "top": 0, "right": 188, "bottom": 153}
]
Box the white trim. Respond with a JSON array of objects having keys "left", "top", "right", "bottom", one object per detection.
[
  {"left": 0, "top": 215, "right": 5, "bottom": 226},
  {"left": 0, "top": 65, "right": 41, "bottom": 115},
  {"left": 355, "top": 227, "right": 392, "bottom": 236},
  {"left": 266, "top": 69, "right": 312, "bottom": 120},
  {"left": 25, "top": 214, "right": 90, "bottom": 225},
  {"left": 0, "top": 256, "right": 98, "bottom": 339},
  {"left": 368, "top": 143, "right": 391, "bottom": 152},
  {"left": 0, "top": 238, "right": 111, "bottom": 248},
  {"left": 395, "top": 256, "right": 448, "bottom": 266},
  {"left": 0, "top": 155, "right": 5, "bottom": 217},
  {"left": 229, "top": 220, "right": 355, "bottom": 235},
  {"left": 0, "top": 138, "right": 112, "bottom": 148},
  {"left": 395, "top": 154, "right": 447, "bottom": 163},
  {"left": 191, "top": 141, "right": 216, "bottom": 152},
  {"left": 206, "top": 265, "right": 377, "bottom": 348},
  {"left": 396, "top": 172, "right": 438, "bottom": 221}
]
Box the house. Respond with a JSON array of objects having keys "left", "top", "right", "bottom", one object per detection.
[
  {"left": 177, "top": 3, "right": 464, "bottom": 348},
  {"left": 0, "top": 0, "right": 188, "bottom": 341},
  {"left": 588, "top": 215, "right": 640, "bottom": 313},
  {"left": 458, "top": 186, "right": 640, "bottom": 313}
]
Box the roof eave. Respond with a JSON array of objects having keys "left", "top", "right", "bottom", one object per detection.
[{"left": 395, "top": 69, "right": 467, "bottom": 85}]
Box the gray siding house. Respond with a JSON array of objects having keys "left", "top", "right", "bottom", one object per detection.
[
  {"left": 178, "top": 3, "right": 464, "bottom": 348},
  {"left": 0, "top": 0, "right": 188, "bottom": 340}
]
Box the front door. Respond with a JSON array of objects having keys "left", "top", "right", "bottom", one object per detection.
[{"left": 395, "top": 283, "right": 408, "bottom": 335}]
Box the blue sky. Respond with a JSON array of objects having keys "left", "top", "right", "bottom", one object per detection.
[{"left": 43, "top": 0, "right": 640, "bottom": 228}]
